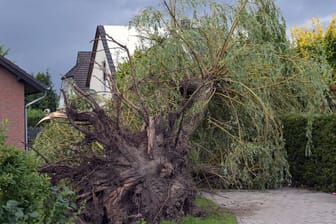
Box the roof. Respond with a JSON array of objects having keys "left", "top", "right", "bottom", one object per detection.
[
  {"left": 0, "top": 55, "right": 47, "bottom": 95},
  {"left": 86, "top": 25, "right": 143, "bottom": 87},
  {"left": 63, "top": 51, "right": 91, "bottom": 91}
]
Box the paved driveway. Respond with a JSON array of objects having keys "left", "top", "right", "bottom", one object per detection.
[{"left": 202, "top": 188, "right": 336, "bottom": 224}]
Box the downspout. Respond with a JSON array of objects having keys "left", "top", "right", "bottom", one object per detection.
[{"left": 24, "top": 89, "right": 49, "bottom": 151}]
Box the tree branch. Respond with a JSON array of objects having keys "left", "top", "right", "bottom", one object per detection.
[
  {"left": 162, "top": 0, "right": 208, "bottom": 77},
  {"left": 105, "top": 33, "right": 150, "bottom": 125},
  {"left": 214, "top": 0, "right": 248, "bottom": 73}
]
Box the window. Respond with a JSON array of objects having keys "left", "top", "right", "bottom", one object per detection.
[
  {"left": 102, "top": 61, "right": 107, "bottom": 82},
  {"left": 102, "top": 61, "right": 107, "bottom": 94}
]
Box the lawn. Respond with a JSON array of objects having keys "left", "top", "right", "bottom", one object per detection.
[{"left": 160, "top": 196, "right": 237, "bottom": 224}]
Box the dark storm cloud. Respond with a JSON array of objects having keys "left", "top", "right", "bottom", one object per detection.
[
  {"left": 1, "top": 0, "right": 335, "bottom": 91},
  {"left": 0, "top": 0, "right": 157, "bottom": 90}
]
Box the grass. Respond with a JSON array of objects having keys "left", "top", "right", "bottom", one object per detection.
[{"left": 160, "top": 196, "right": 237, "bottom": 224}]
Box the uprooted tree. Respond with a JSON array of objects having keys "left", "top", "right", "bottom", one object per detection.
[{"left": 38, "top": 0, "right": 331, "bottom": 223}]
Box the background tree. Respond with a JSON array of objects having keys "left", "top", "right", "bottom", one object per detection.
[
  {"left": 26, "top": 71, "right": 59, "bottom": 127},
  {"left": 25, "top": 71, "right": 59, "bottom": 112},
  {"left": 325, "top": 16, "right": 336, "bottom": 73},
  {"left": 291, "top": 16, "right": 336, "bottom": 82},
  {"left": 291, "top": 16, "right": 336, "bottom": 111},
  {"left": 36, "top": 0, "right": 330, "bottom": 223},
  {"left": 0, "top": 44, "right": 9, "bottom": 56}
]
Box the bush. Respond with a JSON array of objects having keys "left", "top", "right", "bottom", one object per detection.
[
  {"left": 27, "top": 108, "right": 45, "bottom": 127},
  {"left": 283, "top": 113, "right": 336, "bottom": 192},
  {"left": 33, "top": 121, "right": 103, "bottom": 164},
  {"left": 0, "top": 123, "right": 77, "bottom": 223}
]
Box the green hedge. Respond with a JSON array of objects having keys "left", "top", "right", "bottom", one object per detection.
[{"left": 283, "top": 113, "right": 336, "bottom": 192}]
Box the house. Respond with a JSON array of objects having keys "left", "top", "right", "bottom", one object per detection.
[
  {"left": 85, "top": 25, "right": 143, "bottom": 96},
  {"left": 60, "top": 25, "right": 158, "bottom": 104},
  {"left": 59, "top": 51, "right": 91, "bottom": 109},
  {"left": 0, "top": 55, "right": 46, "bottom": 148}
]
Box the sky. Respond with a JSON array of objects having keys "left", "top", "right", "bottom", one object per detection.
[{"left": 1, "top": 0, "right": 335, "bottom": 92}]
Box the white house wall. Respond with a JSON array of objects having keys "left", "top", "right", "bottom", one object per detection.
[
  {"left": 89, "top": 37, "right": 112, "bottom": 97},
  {"left": 103, "top": 25, "right": 142, "bottom": 69}
]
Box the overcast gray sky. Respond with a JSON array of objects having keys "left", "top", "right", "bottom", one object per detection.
[{"left": 1, "top": 0, "right": 335, "bottom": 91}]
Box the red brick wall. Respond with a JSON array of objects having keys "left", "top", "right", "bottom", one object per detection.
[{"left": 0, "top": 66, "right": 25, "bottom": 149}]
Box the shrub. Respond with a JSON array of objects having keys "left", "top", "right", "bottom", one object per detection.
[
  {"left": 283, "top": 113, "right": 336, "bottom": 191},
  {"left": 27, "top": 108, "right": 45, "bottom": 127},
  {"left": 0, "top": 123, "right": 77, "bottom": 223},
  {"left": 33, "top": 121, "right": 103, "bottom": 164}
]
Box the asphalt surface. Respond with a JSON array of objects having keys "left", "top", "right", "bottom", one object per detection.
[{"left": 202, "top": 188, "right": 336, "bottom": 224}]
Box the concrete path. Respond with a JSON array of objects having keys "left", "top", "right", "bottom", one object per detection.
[{"left": 202, "top": 188, "right": 336, "bottom": 224}]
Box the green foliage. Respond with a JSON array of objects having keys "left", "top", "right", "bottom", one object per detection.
[
  {"left": 0, "top": 120, "right": 9, "bottom": 145},
  {"left": 283, "top": 113, "right": 336, "bottom": 192},
  {"left": 291, "top": 16, "right": 336, "bottom": 83},
  {"left": 111, "top": 0, "right": 331, "bottom": 189},
  {"left": 41, "top": 185, "right": 78, "bottom": 224},
  {"left": 325, "top": 16, "right": 336, "bottom": 73},
  {"left": 186, "top": 0, "right": 328, "bottom": 189},
  {"left": 27, "top": 108, "right": 45, "bottom": 127},
  {"left": 0, "top": 125, "right": 77, "bottom": 223},
  {"left": 33, "top": 121, "right": 102, "bottom": 164},
  {"left": 25, "top": 71, "right": 59, "bottom": 112},
  {"left": 161, "top": 196, "right": 236, "bottom": 224}
]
